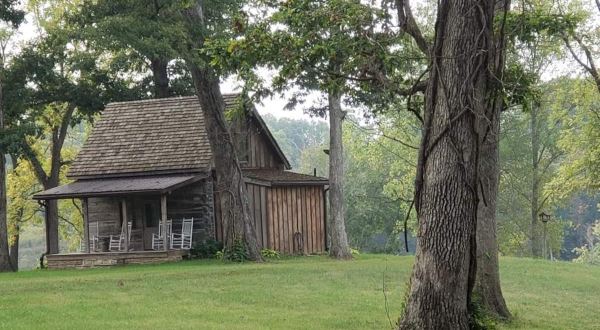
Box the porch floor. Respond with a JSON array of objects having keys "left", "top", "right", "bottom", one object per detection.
[{"left": 46, "top": 250, "right": 190, "bottom": 269}]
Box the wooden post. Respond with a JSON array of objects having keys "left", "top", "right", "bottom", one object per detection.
[
  {"left": 121, "top": 199, "right": 129, "bottom": 252},
  {"left": 161, "top": 194, "right": 168, "bottom": 251},
  {"left": 82, "top": 198, "right": 89, "bottom": 253}
]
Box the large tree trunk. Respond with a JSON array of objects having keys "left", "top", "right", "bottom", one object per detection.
[
  {"left": 45, "top": 199, "right": 60, "bottom": 255},
  {"left": 0, "top": 152, "right": 12, "bottom": 271},
  {"left": 399, "top": 1, "right": 495, "bottom": 328},
  {"left": 475, "top": 113, "right": 511, "bottom": 319},
  {"left": 150, "top": 58, "right": 170, "bottom": 98},
  {"left": 530, "top": 104, "right": 542, "bottom": 257},
  {"left": 473, "top": 0, "right": 511, "bottom": 319},
  {"left": 327, "top": 90, "right": 351, "bottom": 259},
  {"left": 182, "top": 2, "right": 262, "bottom": 262},
  {"left": 0, "top": 76, "right": 14, "bottom": 272},
  {"left": 188, "top": 66, "right": 262, "bottom": 261},
  {"left": 9, "top": 229, "right": 18, "bottom": 271}
]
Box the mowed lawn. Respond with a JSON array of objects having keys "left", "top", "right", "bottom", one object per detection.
[{"left": 0, "top": 255, "right": 598, "bottom": 329}]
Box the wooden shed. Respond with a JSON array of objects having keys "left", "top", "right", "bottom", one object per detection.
[{"left": 34, "top": 95, "right": 328, "bottom": 268}]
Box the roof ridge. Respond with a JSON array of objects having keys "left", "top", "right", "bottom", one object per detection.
[{"left": 106, "top": 93, "right": 241, "bottom": 107}]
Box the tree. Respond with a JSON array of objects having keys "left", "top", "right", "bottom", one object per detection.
[
  {"left": 0, "top": 0, "right": 24, "bottom": 272},
  {"left": 398, "top": 0, "right": 501, "bottom": 327},
  {"left": 226, "top": 0, "right": 404, "bottom": 259},
  {"left": 560, "top": 0, "right": 600, "bottom": 93},
  {"left": 70, "top": 0, "right": 195, "bottom": 98},
  {"left": 3, "top": 22, "right": 137, "bottom": 255},
  {"left": 180, "top": 0, "right": 263, "bottom": 261}
]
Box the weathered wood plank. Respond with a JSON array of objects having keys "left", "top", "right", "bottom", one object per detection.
[
  {"left": 260, "top": 186, "right": 268, "bottom": 249},
  {"left": 267, "top": 188, "right": 274, "bottom": 249}
]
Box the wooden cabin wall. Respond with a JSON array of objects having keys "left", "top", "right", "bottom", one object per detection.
[
  {"left": 214, "top": 182, "right": 269, "bottom": 248},
  {"left": 87, "top": 197, "right": 122, "bottom": 237},
  {"left": 266, "top": 185, "right": 326, "bottom": 255},
  {"left": 167, "top": 178, "right": 215, "bottom": 246},
  {"left": 229, "top": 116, "right": 286, "bottom": 169},
  {"left": 87, "top": 197, "right": 145, "bottom": 250},
  {"left": 214, "top": 184, "right": 326, "bottom": 255}
]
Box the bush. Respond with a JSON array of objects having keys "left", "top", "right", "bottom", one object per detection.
[
  {"left": 191, "top": 239, "right": 224, "bottom": 259},
  {"left": 223, "top": 239, "right": 247, "bottom": 262},
  {"left": 260, "top": 249, "right": 280, "bottom": 259},
  {"left": 351, "top": 248, "right": 360, "bottom": 256}
]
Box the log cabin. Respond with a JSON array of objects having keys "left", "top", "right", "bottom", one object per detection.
[{"left": 33, "top": 94, "right": 328, "bottom": 268}]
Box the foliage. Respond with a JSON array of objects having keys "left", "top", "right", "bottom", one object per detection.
[
  {"left": 573, "top": 221, "right": 600, "bottom": 265},
  {"left": 190, "top": 239, "right": 224, "bottom": 259},
  {"left": 469, "top": 293, "right": 500, "bottom": 330},
  {"left": 223, "top": 238, "right": 248, "bottom": 262},
  {"left": 295, "top": 112, "right": 419, "bottom": 254},
  {"left": 67, "top": 0, "right": 196, "bottom": 97},
  {"left": 548, "top": 78, "right": 600, "bottom": 197},
  {"left": 260, "top": 248, "right": 280, "bottom": 259},
  {"left": 262, "top": 114, "right": 328, "bottom": 169}
]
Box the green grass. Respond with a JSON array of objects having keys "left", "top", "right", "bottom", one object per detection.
[{"left": 0, "top": 255, "right": 598, "bottom": 329}]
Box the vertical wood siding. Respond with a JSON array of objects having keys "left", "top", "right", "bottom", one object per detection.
[
  {"left": 265, "top": 185, "right": 326, "bottom": 254},
  {"left": 215, "top": 183, "right": 327, "bottom": 255},
  {"left": 230, "top": 116, "right": 286, "bottom": 169}
]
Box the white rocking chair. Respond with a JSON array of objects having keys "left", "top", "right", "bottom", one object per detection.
[
  {"left": 109, "top": 222, "right": 132, "bottom": 251},
  {"left": 152, "top": 219, "right": 172, "bottom": 250},
  {"left": 170, "top": 218, "right": 193, "bottom": 250}
]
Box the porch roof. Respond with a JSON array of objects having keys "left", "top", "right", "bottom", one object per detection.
[{"left": 33, "top": 174, "right": 207, "bottom": 200}]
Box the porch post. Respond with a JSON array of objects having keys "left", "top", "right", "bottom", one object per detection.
[
  {"left": 121, "top": 199, "right": 129, "bottom": 251},
  {"left": 161, "top": 194, "right": 168, "bottom": 251},
  {"left": 82, "top": 198, "right": 89, "bottom": 253}
]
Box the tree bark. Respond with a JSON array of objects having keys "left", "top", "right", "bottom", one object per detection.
[
  {"left": 0, "top": 152, "right": 11, "bottom": 271},
  {"left": 327, "top": 90, "right": 351, "bottom": 259},
  {"left": 473, "top": 0, "right": 511, "bottom": 319},
  {"left": 530, "top": 103, "right": 542, "bottom": 257},
  {"left": 399, "top": 1, "right": 495, "bottom": 328},
  {"left": 474, "top": 110, "right": 511, "bottom": 319},
  {"left": 187, "top": 66, "right": 262, "bottom": 261},
  {"left": 0, "top": 74, "right": 14, "bottom": 272},
  {"left": 9, "top": 228, "right": 18, "bottom": 271},
  {"left": 181, "top": 2, "right": 262, "bottom": 261},
  {"left": 150, "top": 57, "right": 170, "bottom": 98}
]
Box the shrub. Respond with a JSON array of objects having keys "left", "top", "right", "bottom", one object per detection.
[
  {"left": 260, "top": 249, "right": 280, "bottom": 259},
  {"left": 351, "top": 248, "right": 360, "bottom": 256},
  {"left": 191, "top": 239, "right": 224, "bottom": 259},
  {"left": 223, "top": 239, "right": 247, "bottom": 262}
]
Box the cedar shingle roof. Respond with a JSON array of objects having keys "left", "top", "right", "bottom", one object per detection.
[
  {"left": 243, "top": 169, "right": 328, "bottom": 186},
  {"left": 68, "top": 94, "right": 280, "bottom": 179}
]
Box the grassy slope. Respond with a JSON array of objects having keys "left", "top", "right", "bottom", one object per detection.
[{"left": 0, "top": 255, "right": 598, "bottom": 329}]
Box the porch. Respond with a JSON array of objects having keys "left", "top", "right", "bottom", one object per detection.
[
  {"left": 33, "top": 174, "right": 215, "bottom": 269},
  {"left": 46, "top": 250, "right": 189, "bottom": 269}
]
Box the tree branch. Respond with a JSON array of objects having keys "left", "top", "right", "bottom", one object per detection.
[
  {"left": 396, "top": 0, "right": 430, "bottom": 56},
  {"left": 21, "top": 142, "right": 48, "bottom": 187}
]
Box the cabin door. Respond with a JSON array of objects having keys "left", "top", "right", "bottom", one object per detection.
[{"left": 139, "top": 197, "right": 161, "bottom": 250}]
